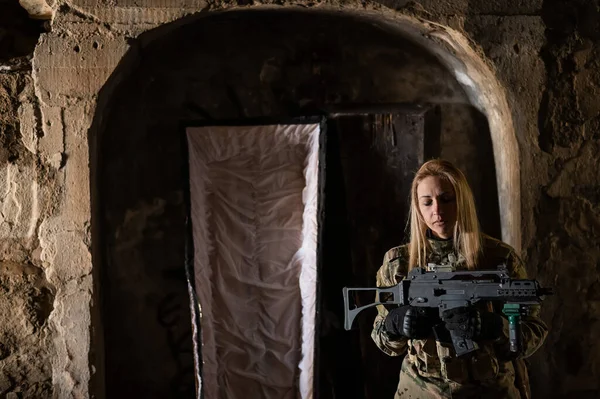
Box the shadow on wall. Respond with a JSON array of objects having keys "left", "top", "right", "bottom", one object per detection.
[{"left": 88, "top": 8, "right": 500, "bottom": 399}]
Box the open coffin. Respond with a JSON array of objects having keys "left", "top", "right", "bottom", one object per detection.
[{"left": 185, "top": 122, "right": 321, "bottom": 399}]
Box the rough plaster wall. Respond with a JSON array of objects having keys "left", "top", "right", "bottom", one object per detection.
[
  {"left": 2, "top": 1, "right": 98, "bottom": 399},
  {"left": 533, "top": 1, "right": 600, "bottom": 396},
  {"left": 0, "top": 1, "right": 56, "bottom": 397}
]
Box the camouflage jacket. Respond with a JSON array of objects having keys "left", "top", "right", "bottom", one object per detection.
[{"left": 371, "top": 234, "right": 548, "bottom": 399}]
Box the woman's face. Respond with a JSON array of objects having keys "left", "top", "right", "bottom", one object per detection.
[{"left": 416, "top": 175, "right": 457, "bottom": 239}]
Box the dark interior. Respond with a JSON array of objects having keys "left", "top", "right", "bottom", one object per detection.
[{"left": 92, "top": 9, "right": 500, "bottom": 398}]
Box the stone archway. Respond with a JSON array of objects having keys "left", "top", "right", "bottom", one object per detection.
[{"left": 32, "top": 3, "right": 521, "bottom": 398}]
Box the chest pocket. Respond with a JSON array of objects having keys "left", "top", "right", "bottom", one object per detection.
[
  {"left": 469, "top": 344, "right": 500, "bottom": 382},
  {"left": 407, "top": 339, "right": 442, "bottom": 379},
  {"left": 408, "top": 339, "right": 500, "bottom": 384}
]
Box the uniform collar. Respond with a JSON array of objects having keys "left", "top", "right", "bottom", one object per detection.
[{"left": 426, "top": 229, "right": 454, "bottom": 256}]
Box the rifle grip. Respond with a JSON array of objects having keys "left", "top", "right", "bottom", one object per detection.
[
  {"left": 508, "top": 314, "right": 521, "bottom": 353},
  {"left": 502, "top": 304, "right": 522, "bottom": 353}
]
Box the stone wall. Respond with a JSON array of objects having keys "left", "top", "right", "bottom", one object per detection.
[
  {"left": 0, "top": 1, "right": 55, "bottom": 397},
  {"left": 0, "top": 0, "right": 598, "bottom": 398}
]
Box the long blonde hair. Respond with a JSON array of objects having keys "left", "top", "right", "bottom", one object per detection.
[{"left": 408, "top": 159, "right": 482, "bottom": 270}]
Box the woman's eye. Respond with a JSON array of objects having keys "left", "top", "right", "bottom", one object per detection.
[
  {"left": 422, "top": 201, "right": 432, "bottom": 206},
  {"left": 441, "top": 196, "right": 455, "bottom": 203}
]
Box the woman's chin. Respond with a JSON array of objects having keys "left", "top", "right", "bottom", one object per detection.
[{"left": 430, "top": 229, "right": 452, "bottom": 239}]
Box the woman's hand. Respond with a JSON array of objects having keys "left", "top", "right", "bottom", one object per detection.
[{"left": 384, "top": 306, "right": 439, "bottom": 339}]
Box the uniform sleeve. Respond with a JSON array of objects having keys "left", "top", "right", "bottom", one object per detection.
[
  {"left": 370, "top": 249, "right": 409, "bottom": 356},
  {"left": 495, "top": 250, "right": 549, "bottom": 359}
]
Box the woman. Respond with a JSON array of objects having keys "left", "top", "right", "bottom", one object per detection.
[{"left": 371, "top": 159, "right": 548, "bottom": 399}]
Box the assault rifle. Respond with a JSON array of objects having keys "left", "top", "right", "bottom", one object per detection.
[{"left": 343, "top": 265, "right": 552, "bottom": 356}]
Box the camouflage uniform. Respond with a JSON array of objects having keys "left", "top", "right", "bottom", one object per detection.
[{"left": 371, "top": 235, "right": 548, "bottom": 399}]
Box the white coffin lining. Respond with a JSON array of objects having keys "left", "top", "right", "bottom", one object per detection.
[{"left": 186, "top": 124, "right": 320, "bottom": 399}]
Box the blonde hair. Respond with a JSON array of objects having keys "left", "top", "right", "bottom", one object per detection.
[{"left": 408, "top": 159, "right": 482, "bottom": 270}]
